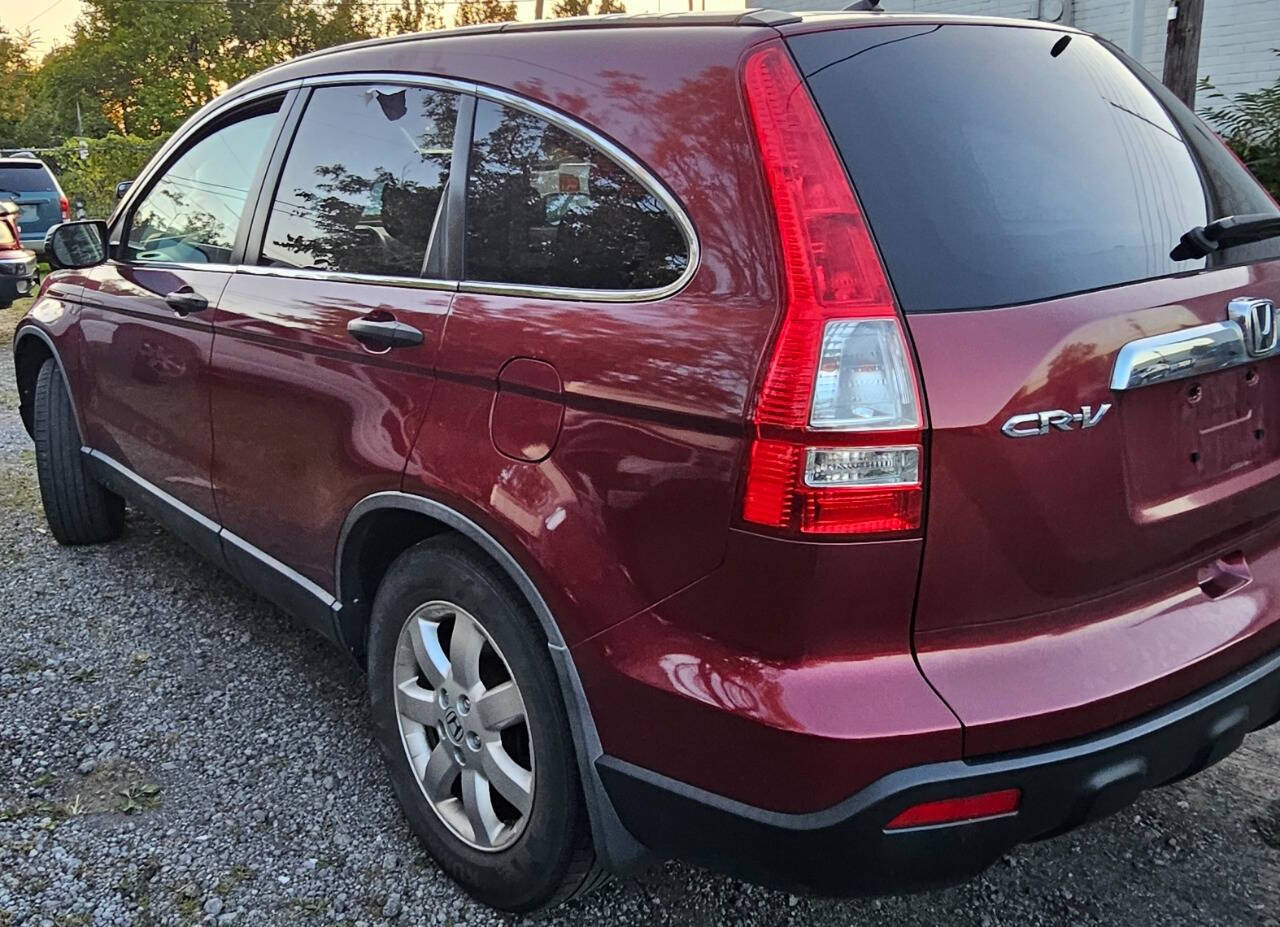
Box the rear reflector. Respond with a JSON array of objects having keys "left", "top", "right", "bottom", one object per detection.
[{"left": 884, "top": 788, "right": 1022, "bottom": 831}]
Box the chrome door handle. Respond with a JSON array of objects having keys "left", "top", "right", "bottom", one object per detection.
[
  {"left": 347, "top": 317, "right": 424, "bottom": 349},
  {"left": 164, "top": 289, "right": 208, "bottom": 316}
]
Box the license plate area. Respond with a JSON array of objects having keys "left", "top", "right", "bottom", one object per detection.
[
  {"left": 1122, "top": 359, "right": 1280, "bottom": 512},
  {"left": 18, "top": 203, "right": 38, "bottom": 224}
]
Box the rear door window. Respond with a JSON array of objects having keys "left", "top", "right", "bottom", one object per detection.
[
  {"left": 788, "top": 25, "right": 1277, "bottom": 313},
  {"left": 464, "top": 98, "right": 689, "bottom": 292},
  {"left": 259, "top": 84, "right": 458, "bottom": 278},
  {"left": 0, "top": 163, "right": 57, "bottom": 194}
]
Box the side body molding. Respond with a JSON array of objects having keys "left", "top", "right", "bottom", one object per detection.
[{"left": 335, "top": 491, "right": 649, "bottom": 873}]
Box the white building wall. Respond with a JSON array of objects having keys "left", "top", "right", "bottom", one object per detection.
[{"left": 766, "top": 0, "right": 1280, "bottom": 106}]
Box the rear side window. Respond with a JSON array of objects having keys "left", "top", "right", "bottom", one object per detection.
[
  {"left": 465, "top": 99, "right": 688, "bottom": 292},
  {"left": 260, "top": 84, "right": 458, "bottom": 278},
  {"left": 787, "top": 25, "right": 1270, "bottom": 313},
  {"left": 0, "top": 163, "right": 57, "bottom": 194}
]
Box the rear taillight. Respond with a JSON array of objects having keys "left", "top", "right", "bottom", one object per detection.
[
  {"left": 740, "top": 43, "right": 924, "bottom": 537},
  {"left": 59, "top": 196, "right": 70, "bottom": 222}
]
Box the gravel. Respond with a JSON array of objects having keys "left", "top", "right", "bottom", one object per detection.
[{"left": 0, "top": 309, "right": 1278, "bottom": 926}]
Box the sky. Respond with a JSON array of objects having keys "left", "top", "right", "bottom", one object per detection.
[{"left": 2, "top": 0, "right": 749, "bottom": 55}]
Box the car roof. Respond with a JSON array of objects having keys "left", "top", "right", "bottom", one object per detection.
[
  {"left": 0, "top": 157, "right": 52, "bottom": 170},
  {"left": 249, "top": 8, "right": 1082, "bottom": 82}
]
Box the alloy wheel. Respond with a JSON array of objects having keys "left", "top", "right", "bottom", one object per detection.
[{"left": 392, "top": 600, "right": 534, "bottom": 851}]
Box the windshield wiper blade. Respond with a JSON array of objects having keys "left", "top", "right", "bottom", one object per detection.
[{"left": 1171, "top": 212, "right": 1280, "bottom": 261}]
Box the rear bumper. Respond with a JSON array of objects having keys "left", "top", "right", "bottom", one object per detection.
[
  {"left": 19, "top": 236, "right": 45, "bottom": 256},
  {"left": 596, "top": 645, "right": 1280, "bottom": 896}
]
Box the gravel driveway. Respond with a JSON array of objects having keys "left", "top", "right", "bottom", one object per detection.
[{"left": 1, "top": 299, "right": 1278, "bottom": 927}]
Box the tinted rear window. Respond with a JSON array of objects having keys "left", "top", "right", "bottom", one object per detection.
[
  {"left": 790, "top": 25, "right": 1278, "bottom": 313},
  {"left": 0, "top": 163, "right": 57, "bottom": 194}
]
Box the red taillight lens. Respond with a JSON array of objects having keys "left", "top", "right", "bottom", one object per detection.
[
  {"left": 741, "top": 42, "right": 924, "bottom": 537},
  {"left": 59, "top": 196, "right": 70, "bottom": 222},
  {"left": 884, "top": 788, "right": 1022, "bottom": 831}
]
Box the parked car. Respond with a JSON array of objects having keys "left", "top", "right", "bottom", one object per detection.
[
  {"left": 0, "top": 199, "right": 37, "bottom": 309},
  {"left": 0, "top": 155, "right": 69, "bottom": 255},
  {"left": 15, "top": 10, "right": 1280, "bottom": 913}
]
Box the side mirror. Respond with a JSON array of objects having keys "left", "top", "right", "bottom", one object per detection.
[
  {"left": 45, "top": 220, "right": 109, "bottom": 270},
  {"left": 115, "top": 180, "right": 133, "bottom": 200}
]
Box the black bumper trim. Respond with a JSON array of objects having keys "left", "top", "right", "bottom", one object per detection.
[{"left": 597, "top": 647, "right": 1280, "bottom": 895}]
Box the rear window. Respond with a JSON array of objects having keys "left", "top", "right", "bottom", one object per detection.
[
  {"left": 0, "top": 162, "right": 57, "bottom": 194},
  {"left": 790, "top": 25, "right": 1280, "bottom": 313}
]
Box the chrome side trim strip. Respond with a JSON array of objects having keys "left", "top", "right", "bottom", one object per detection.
[
  {"left": 220, "top": 528, "right": 337, "bottom": 610},
  {"left": 1110, "top": 321, "right": 1249, "bottom": 391},
  {"left": 84, "top": 448, "right": 220, "bottom": 534}
]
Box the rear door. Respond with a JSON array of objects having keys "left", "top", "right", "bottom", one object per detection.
[
  {"left": 789, "top": 23, "right": 1280, "bottom": 749},
  {"left": 209, "top": 80, "right": 458, "bottom": 598},
  {"left": 0, "top": 160, "right": 65, "bottom": 250}
]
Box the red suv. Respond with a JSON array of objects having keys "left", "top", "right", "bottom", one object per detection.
[{"left": 17, "top": 11, "right": 1280, "bottom": 913}]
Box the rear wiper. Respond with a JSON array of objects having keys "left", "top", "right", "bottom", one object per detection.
[{"left": 1171, "top": 212, "right": 1280, "bottom": 261}]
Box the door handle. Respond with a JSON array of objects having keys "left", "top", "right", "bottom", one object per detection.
[
  {"left": 347, "top": 317, "right": 424, "bottom": 349},
  {"left": 164, "top": 289, "right": 209, "bottom": 316}
]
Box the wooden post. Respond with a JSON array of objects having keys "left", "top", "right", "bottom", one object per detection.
[
  {"left": 1162, "top": 0, "right": 1205, "bottom": 108},
  {"left": 534, "top": 0, "right": 543, "bottom": 17}
]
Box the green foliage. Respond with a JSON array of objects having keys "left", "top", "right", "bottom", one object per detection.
[
  {"left": 455, "top": 0, "right": 518, "bottom": 26},
  {"left": 551, "top": 0, "right": 625, "bottom": 15},
  {"left": 0, "top": 27, "right": 38, "bottom": 148},
  {"left": 43, "top": 135, "right": 164, "bottom": 219},
  {"left": 10, "top": 0, "right": 454, "bottom": 148},
  {"left": 1200, "top": 55, "right": 1280, "bottom": 201}
]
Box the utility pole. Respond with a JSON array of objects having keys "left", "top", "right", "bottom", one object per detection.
[
  {"left": 534, "top": 0, "right": 543, "bottom": 17},
  {"left": 1162, "top": 0, "right": 1205, "bottom": 109}
]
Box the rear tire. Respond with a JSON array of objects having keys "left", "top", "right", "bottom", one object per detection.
[
  {"left": 32, "top": 359, "right": 125, "bottom": 545},
  {"left": 367, "top": 535, "right": 605, "bottom": 912}
]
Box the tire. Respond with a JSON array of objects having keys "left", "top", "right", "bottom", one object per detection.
[
  {"left": 367, "top": 535, "right": 605, "bottom": 912},
  {"left": 32, "top": 359, "right": 125, "bottom": 545}
]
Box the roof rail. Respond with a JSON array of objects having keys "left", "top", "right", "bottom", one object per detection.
[{"left": 252, "top": 9, "right": 803, "bottom": 78}]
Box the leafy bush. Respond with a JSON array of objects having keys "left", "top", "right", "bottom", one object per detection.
[
  {"left": 1200, "top": 58, "right": 1280, "bottom": 201},
  {"left": 42, "top": 135, "right": 165, "bottom": 219}
]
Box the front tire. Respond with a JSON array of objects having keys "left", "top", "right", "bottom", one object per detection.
[
  {"left": 32, "top": 359, "right": 125, "bottom": 545},
  {"left": 367, "top": 535, "right": 603, "bottom": 912}
]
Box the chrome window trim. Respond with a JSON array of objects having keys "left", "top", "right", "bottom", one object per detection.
[
  {"left": 1110, "top": 321, "right": 1249, "bottom": 391},
  {"left": 115, "top": 71, "right": 701, "bottom": 302},
  {"left": 465, "top": 83, "right": 699, "bottom": 303},
  {"left": 238, "top": 263, "right": 458, "bottom": 292},
  {"left": 110, "top": 80, "right": 304, "bottom": 230}
]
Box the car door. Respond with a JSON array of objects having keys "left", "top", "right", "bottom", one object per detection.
[
  {"left": 77, "top": 95, "right": 287, "bottom": 551},
  {"left": 208, "top": 80, "right": 458, "bottom": 606}
]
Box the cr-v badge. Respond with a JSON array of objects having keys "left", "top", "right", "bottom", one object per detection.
[{"left": 1001, "top": 404, "right": 1111, "bottom": 438}]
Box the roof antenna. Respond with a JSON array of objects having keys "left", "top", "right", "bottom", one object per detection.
[{"left": 843, "top": 0, "right": 883, "bottom": 9}]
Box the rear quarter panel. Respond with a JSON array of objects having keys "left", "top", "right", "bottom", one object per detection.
[{"left": 400, "top": 27, "right": 782, "bottom": 645}]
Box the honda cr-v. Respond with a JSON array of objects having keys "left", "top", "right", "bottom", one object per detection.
[{"left": 17, "top": 10, "right": 1280, "bottom": 912}]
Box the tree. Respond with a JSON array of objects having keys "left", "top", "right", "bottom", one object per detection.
[
  {"left": 551, "top": 0, "right": 624, "bottom": 15},
  {"left": 386, "top": 0, "right": 446, "bottom": 33},
  {"left": 454, "top": 0, "right": 517, "bottom": 26},
  {"left": 1200, "top": 54, "right": 1280, "bottom": 201},
  {"left": 19, "top": 0, "right": 401, "bottom": 143},
  {"left": 0, "top": 27, "right": 36, "bottom": 148}
]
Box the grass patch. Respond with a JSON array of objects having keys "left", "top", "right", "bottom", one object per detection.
[{"left": 0, "top": 297, "right": 32, "bottom": 347}]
